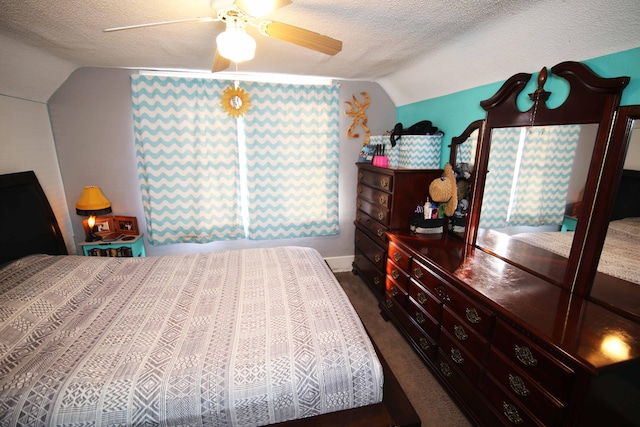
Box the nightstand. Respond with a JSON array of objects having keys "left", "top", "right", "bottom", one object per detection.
[
  {"left": 79, "top": 234, "right": 146, "bottom": 257},
  {"left": 561, "top": 215, "right": 578, "bottom": 232}
]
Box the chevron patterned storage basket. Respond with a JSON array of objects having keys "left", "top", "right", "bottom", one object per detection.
[{"left": 399, "top": 135, "right": 442, "bottom": 169}]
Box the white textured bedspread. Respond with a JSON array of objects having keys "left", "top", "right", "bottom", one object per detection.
[
  {"left": 0, "top": 247, "right": 383, "bottom": 426},
  {"left": 512, "top": 217, "right": 640, "bottom": 285}
]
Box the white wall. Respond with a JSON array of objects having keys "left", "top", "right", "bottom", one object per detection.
[
  {"left": 0, "top": 95, "right": 75, "bottom": 253},
  {"left": 48, "top": 68, "right": 397, "bottom": 267}
]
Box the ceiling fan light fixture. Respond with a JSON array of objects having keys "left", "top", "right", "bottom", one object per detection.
[{"left": 216, "top": 20, "right": 256, "bottom": 63}]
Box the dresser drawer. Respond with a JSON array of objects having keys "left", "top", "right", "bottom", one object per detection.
[
  {"left": 353, "top": 248, "right": 385, "bottom": 295},
  {"left": 385, "top": 272, "right": 408, "bottom": 308},
  {"left": 408, "top": 278, "right": 442, "bottom": 321},
  {"left": 354, "top": 227, "right": 386, "bottom": 270},
  {"left": 441, "top": 305, "right": 490, "bottom": 363},
  {"left": 436, "top": 350, "right": 502, "bottom": 426},
  {"left": 358, "top": 168, "right": 393, "bottom": 192},
  {"left": 412, "top": 259, "right": 494, "bottom": 337},
  {"left": 492, "top": 319, "right": 574, "bottom": 402},
  {"left": 357, "top": 183, "right": 391, "bottom": 209},
  {"left": 388, "top": 240, "right": 411, "bottom": 273},
  {"left": 486, "top": 346, "right": 565, "bottom": 427},
  {"left": 386, "top": 258, "right": 409, "bottom": 290},
  {"left": 439, "top": 328, "right": 484, "bottom": 384},
  {"left": 407, "top": 296, "right": 440, "bottom": 340},
  {"left": 357, "top": 198, "right": 390, "bottom": 226},
  {"left": 395, "top": 304, "right": 438, "bottom": 362},
  {"left": 355, "top": 210, "right": 388, "bottom": 246},
  {"left": 481, "top": 372, "right": 544, "bottom": 426}
]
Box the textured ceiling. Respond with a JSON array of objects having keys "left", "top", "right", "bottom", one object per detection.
[{"left": 1, "top": 0, "right": 639, "bottom": 104}]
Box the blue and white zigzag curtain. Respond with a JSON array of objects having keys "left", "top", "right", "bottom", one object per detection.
[
  {"left": 480, "top": 125, "right": 579, "bottom": 228},
  {"left": 242, "top": 82, "right": 340, "bottom": 239},
  {"left": 131, "top": 75, "right": 339, "bottom": 245}
]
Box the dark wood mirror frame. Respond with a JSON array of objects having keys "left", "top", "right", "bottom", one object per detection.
[
  {"left": 448, "top": 119, "right": 484, "bottom": 238},
  {"left": 465, "top": 61, "right": 630, "bottom": 297}
]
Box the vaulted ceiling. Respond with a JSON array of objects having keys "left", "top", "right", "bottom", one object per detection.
[{"left": 1, "top": 0, "right": 639, "bottom": 104}]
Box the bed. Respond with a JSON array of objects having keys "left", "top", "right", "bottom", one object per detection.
[
  {"left": 511, "top": 169, "right": 640, "bottom": 286},
  {"left": 0, "top": 171, "right": 419, "bottom": 427}
]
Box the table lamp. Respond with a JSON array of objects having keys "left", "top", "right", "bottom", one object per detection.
[{"left": 76, "top": 186, "right": 112, "bottom": 241}]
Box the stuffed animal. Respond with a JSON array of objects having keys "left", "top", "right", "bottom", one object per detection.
[{"left": 429, "top": 163, "right": 458, "bottom": 217}]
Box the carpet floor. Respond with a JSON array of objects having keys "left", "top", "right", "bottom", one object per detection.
[{"left": 335, "top": 271, "right": 473, "bottom": 427}]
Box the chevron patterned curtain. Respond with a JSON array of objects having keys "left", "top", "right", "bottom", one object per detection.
[
  {"left": 131, "top": 75, "right": 244, "bottom": 245},
  {"left": 479, "top": 125, "right": 579, "bottom": 229},
  {"left": 131, "top": 76, "right": 339, "bottom": 244},
  {"left": 242, "top": 82, "right": 340, "bottom": 239}
]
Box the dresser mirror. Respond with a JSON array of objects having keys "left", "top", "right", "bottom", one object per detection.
[
  {"left": 448, "top": 120, "right": 483, "bottom": 238},
  {"left": 465, "top": 61, "right": 630, "bottom": 295},
  {"left": 587, "top": 105, "right": 640, "bottom": 321}
]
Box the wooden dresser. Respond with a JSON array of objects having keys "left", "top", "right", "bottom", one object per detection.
[
  {"left": 352, "top": 163, "right": 441, "bottom": 298},
  {"left": 383, "top": 232, "right": 640, "bottom": 426}
]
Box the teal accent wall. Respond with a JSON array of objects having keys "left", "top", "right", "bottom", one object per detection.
[{"left": 397, "top": 47, "right": 640, "bottom": 165}]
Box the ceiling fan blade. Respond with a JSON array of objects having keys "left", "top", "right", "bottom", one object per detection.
[
  {"left": 104, "top": 16, "right": 218, "bottom": 32},
  {"left": 236, "top": 0, "right": 292, "bottom": 18},
  {"left": 262, "top": 21, "right": 342, "bottom": 56},
  {"left": 212, "top": 49, "right": 231, "bottom": 72}
]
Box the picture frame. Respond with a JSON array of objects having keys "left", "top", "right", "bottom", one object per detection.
[
  {"left": 114, "top": 215, "right": 139, "bottom": 235},
  {"left": 358, "top": 144, "right": 376, "bottom": 163},
  {"left": 83, "top": 216, "right": 115, "bottom": 239}
]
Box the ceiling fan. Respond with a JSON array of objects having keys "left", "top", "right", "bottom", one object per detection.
[{"left": 104, "top": 0, "right": 343, "bottom": 72}]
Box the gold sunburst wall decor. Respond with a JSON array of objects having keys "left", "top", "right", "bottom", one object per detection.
[
  {"left": 345, "top": 91, "right": 370, "bottom": 146},
  {"left": 221, "top": 83, "right": 251, "bottom": 118}
]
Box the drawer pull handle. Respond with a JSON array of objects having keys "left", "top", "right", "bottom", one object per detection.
[
  {"left": 450, "top": 348, "right": 464, "bottom": 364},
  {"left": 453, "top": 325, "right": 468, "bottom": 341},
  {"left": 465, "top": 308, "right": 481, "bottom": 324},
  {"left": 358, "top": 172, "right": 363, "bottom": 180},
  {"left": 419, "top": 337, "right": 430, "bottom": 351},
  {"left": 374, "top": 254, "right": 382, "bottom": 263},
  {"left": 413, "top": 268, "right": 424, "bottom": 279},
  {"left": 417, "top": 292, "right": 428, "bottom": 305},
  {"left": 373, "top": 277, "right": 380, "bottom": 285},
  {"left": 357, "top": 200, "right": 362, "bottom": 208},
  {"left": 377, "top": 229, "right": 384, "bottom": 237},
  {"left": 356, "top": 214, "right": 362, "bottom": 222},
  {"left": 502, "top": 402, "right": 524, "bottom": 425},
  {"left": 391, "top": 286, "right": 399, "bottom": 297},
  {"left": 378, "top": 212, "right": 386, "bottom": 221},
  {"left": 357, "top": 186, "right": 363, "bottom": 193},
  {"left": 508, "top": 374, "right": 530, "bottom": 397},
  {"left": 439, "top": 361, "right": 452, "bottom": 377},
  {"left": 355, "top": 236, "right": 360, "bottom": 243},
  {"left": 385, "top": 299, "right": 393, "bottom": 308},
  {"left": 380, "top": 178, "right": 389, "bottom": 188},
  {"left": 379, "top": 195, "right": 387, "bottom": 205},
  {"left": 515, "top": 345, "right": 538, "bottom": 367},
  {"left": 415, "top": 312, "right": 425, "bottom": 324},
  {"left": 435, "top": 285, "right": 450, "bottom": 302},
  {"left": 392, "top": 269, "right": 400, "bottom": 280},
  {"left": 393, "top": 252, "right": 402, "bottom": 262}
]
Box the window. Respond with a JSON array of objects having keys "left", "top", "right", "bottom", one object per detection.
[{"left": 131, "top": 75, "right": 340, "bottom": 245}]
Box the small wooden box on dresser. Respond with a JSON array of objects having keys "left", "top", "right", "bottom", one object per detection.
[
  {"left": 382, "top": 232, "right": 640, "bottom": 426},
  {"left": 352, "top": 163, "right": 442, "bottom": 299}
]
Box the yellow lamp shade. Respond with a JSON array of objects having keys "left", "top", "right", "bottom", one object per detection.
[{"left": 75, "top": 186, "right": 112, "bottom": 216}]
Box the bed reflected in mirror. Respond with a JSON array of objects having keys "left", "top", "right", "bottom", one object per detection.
[{"left": 590, "top": 112, "right": 640, "bottom": 321}]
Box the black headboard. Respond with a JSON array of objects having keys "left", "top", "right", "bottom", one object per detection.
[
  {"left": 610, "top": 169, "right": 640, "bottom": 221},
  {"left": 0, "top": 171, "right": 68, "bottom": 265}
]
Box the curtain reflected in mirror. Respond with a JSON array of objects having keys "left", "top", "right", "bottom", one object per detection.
[{"left": 475, "top": 123, "right": 598, "bottom": 283}]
